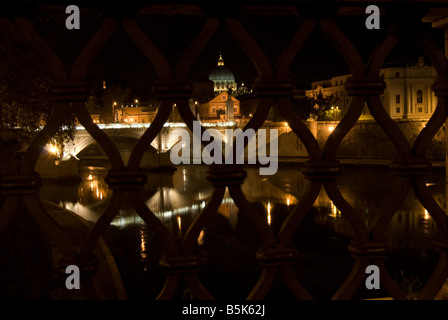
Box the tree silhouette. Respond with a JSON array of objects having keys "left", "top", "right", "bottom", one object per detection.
[
  {"left": 305, "top": 90, "right": 336, "bottom": 121},
  {"left": 0, "top": 23, "right": 76, "bottom": 157}
]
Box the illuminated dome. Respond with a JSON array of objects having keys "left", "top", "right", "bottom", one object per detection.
[{"left": 209, "top": 54, "right": 237, "bottom": 94}]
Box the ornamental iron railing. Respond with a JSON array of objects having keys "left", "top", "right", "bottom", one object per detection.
[{"left": 0, "top": 1, "right": 447, "bottom": 300}]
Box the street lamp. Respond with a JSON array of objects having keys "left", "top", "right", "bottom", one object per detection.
[
  {"left": 113, "top": 101, "right": 117, "bottom": 123},
  {"left": 135, "top": 99, "right": 140, "bottom": 122},
  {"left": 172, "top": 103, "right": 176, "bottom": 122}
]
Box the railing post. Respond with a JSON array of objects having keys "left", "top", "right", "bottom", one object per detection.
[{"left": 423, "top": 12, "right": 448, "bottom": 299}]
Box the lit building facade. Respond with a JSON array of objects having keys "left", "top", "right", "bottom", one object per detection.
[
  {"left": 306, "top": 57, "right": 438, "bottom": 120},
  {"left": 113, "top": 100, "right": 158, "bottom": 124},
  {"left": 197, "top": 91, "right": 240, "bottom": 121}
]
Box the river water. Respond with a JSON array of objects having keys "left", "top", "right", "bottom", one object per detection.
[{"left": 39, "top": 162, "right": 445, "bottom": 300}]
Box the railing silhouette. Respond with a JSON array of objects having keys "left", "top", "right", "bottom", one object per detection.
[{"left": 0, "top": 1, "right": 447, "bottom": 300}]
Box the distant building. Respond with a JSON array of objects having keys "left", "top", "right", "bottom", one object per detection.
[
  {"left": 114, "top": 100, "right": 158, "bottom": 124},
  {"left": 197, "top": 91, "right": 240, "bottom": 121},
  {"left": 209, "top": 54, "right": 237, "bottom": 95},
  {"left": 236, "top": 82, "right": 250, "bottom": 96},
  {"left": 305, "top": 57, "right": 437, "bottom": 120}
]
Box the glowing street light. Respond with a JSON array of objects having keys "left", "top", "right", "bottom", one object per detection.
[
  {"left": 49, "top": 145, "right": 58, "bottom": 155},
  {"left": 113, "top": 102, "right": 117, "bottom": 123}
]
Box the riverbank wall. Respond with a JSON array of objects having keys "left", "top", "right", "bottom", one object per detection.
[{"left": 277, "top": 120, "right": 445, "bottom": 160}]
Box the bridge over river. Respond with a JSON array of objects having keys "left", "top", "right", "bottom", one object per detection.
[
  {"left": 61, "top": 121, "right": 292, "bottom": 162},
  {"left": 65, "top": 121, "right": 243, "bottom": 159},
  {"left": 37, "top": 121, "right": 293, "bottom": 179}
]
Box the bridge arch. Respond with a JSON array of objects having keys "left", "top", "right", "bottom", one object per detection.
[
  {"left": 61, "top": 124, "right": 244, "bottom": 159},
  {"left": 66, "top": 133, "right": 157, "bottom": 158}
]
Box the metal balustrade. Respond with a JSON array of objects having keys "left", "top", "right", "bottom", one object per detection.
[{"left": 0, "top": 1, "right": 447, "bottom": 300}]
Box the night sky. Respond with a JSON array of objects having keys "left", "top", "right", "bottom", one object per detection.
[{"left": 27, "top": 2, "right": 446, "bottom": 92}]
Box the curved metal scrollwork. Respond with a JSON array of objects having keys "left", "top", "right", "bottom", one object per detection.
[{"left": 0, "top": 2, "right": 447, "bottom": 300}]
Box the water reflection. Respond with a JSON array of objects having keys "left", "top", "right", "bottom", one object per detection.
[
  {"left": 40, "top": 165, "right": 444, "bottom": 248},
  {"left": 140, "top": 226, "right": 148, "bottom": 261},
  {"left": 39, "top": 164, "right": 445, "bottom": 299},
  {"left": 79, "top": 167, "right": 109, "bottom": 205},
  {"left": 266, "top": 201, "right": 272, "bottom": 225}
]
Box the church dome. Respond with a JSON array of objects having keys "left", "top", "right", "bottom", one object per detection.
[{"left": 209, "top": 55, "right": 235, "bottom": 82}]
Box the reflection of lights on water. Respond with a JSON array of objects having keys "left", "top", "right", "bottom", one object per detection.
[
  {"left": 329, "top": 202, "right": 340, "bottom": 218},
  {"left": 182, "top": 168, "right": 187, "bottom": 188},
  {"left": 80, "top": 172, "right": 108, "bottom": 204},
  {"left": 197, "top": 229, "right": 205, "bottom": 245},
  {"left": 423, "top": 209, "right": 431, "bottom": 221},
  {"left": 110, "top": 215, "right": 143, "bottom": 228},
  {"left": 140, "top": 228, "right": 148, "bottom": 260},
  {"left": 177, "top": 216, "right": 182, "bottom": 232},
  {"left": 153, "top": 199, "right": 221, "bottom": 222},
  {"left": 267, "top": 201, "right": 272, "bottom": 225},
  {"left": 421, "top": 209, "right": 433, "bottom": 235}
]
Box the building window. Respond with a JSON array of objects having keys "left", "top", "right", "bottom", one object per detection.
[
  {"left": 234, "top": 107, "right": 238, "bottom": 113},
  {"left": 395, "top": 95, "right": 400, "bottom": 104},
  {"left": 416, "top": 90, "right": 423, "bottom": 103},
  {"left": 211, "top": 107, "right": 216, "bottom": 114},
  {"left": 395, "top": 72, "right": 400, "bottom": 77},
  {"left": 396, "top": 107, "right": 400, "bottom": 113},
  {"left": 418, "top": 107, "right": 423, "bottom": 113}
]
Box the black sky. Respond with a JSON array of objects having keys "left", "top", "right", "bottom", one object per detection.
[{"left": 28, "top": 2, "right": 446, "bottom": 92}]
